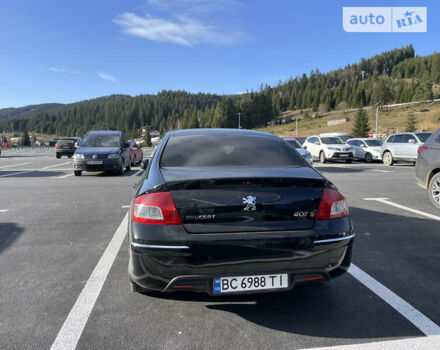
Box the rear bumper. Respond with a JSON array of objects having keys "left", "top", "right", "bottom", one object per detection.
[
  {"left": 56, "top": 149, "right": 75, "bottom": 155},
  {"left": 73, "top": 158, "right": 122, "bottom": 171},
  {"left": 128, "top": 217, "right": 354, "bottom": 294}
]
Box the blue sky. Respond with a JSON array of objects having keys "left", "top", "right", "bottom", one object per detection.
[{"left": 0, "top": 0, "right": 438, "bottom": 108}]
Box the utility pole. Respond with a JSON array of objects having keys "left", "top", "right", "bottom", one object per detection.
[
  {"left": 295, "top": 118, "right": 298, "bottom": 136},
  {"left": 374, "top": 101, "right": 381, "bottom": 138},
  {"left": 237, "top": 113, "right": 243, "bottom": 129}
]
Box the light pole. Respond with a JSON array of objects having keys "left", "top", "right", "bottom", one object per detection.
[
  {"left": 237, "top": 113, "right": 243, "bottom": 129},
  {"left": 374, "top": 101, "right": 381, "bottom": 137},
  {"left": 295, "top": 118, "right": 298, "bottom": 136}
]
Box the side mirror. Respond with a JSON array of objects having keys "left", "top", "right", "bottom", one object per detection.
[
  {"left": 123, "top": 142, "right": 130, "bottom": 148},
  {"left": 408, "top": 139, "right": 415, "bottom": 144},
  {"left": 74, "top": 142, "right": 79, "bottom": 148},
  {"left": 303, "top": 146, "right": 307, "bottom": 150},
  {"left": 141, "top": 159, "right": 149, "bottom": 170},
  {"left": 360, "top": 144, "right": 366, "bottom": 148},
  {"left": 314, "top": 142, "right": 320, "bottom": 145}
]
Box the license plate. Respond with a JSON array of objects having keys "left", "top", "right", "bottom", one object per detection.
[
  {"left": 340, "top": 154, "right": 349, "bottom": 158},
  {"left": 213, "top": 274, "right": 288, "bottom": 294},
  {"left": 87, "top": 160, "right": 103, "bottom": 165}
]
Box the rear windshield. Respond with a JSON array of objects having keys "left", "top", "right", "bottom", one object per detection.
[
  {"left": 321, "top": 137, "right": 343, "bottom": 144},
  {"left": 283, "top": 139, "right": 301, "bottom": 148},
  {"left": 415, "top": 133, "right": 432, "bottom": 143},
  {"left": 81, "top": 134, "right": 120, "bottom": 147},
  {"left": 365, "top": 139, "right": 383, "bottom": 147},
  {"left": 56, "top": 139, "right": 75, "bottom": 145},
  {"left": 160, "top": 134, "right": 305, "bottom": 168}
]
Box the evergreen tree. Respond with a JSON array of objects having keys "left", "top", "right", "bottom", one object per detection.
[
  {"left": 143, "top": 129, "right": 152, "bottom": 147},
  {"left": 352, "top": 107, "right": 370, "bottom": 137},
  {"left": 21, "top": 130, "right": 31, "bottom": 146},
  {"left": 405, "top": 112, "right": 417, "bottom": 132}
]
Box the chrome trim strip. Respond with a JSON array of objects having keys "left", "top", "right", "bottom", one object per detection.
[
  {"left": 313, "top": 234, "right": 355, "bottom": 244},
  {"left": 131, "top": 242, "right": 190, "bottom": 249}
]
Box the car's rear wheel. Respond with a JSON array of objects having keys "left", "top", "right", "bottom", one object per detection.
[
  {"left": 68, "top": 155, "right": 72, "bottom": 158},
  {"left": 365, "top": 153, "right": 373, "bottom": 163},
  {"left": 319, "top": 151, "right": 327, "bottom": 163},
  {"left": 345, "top": 159, "right": 352, "bottom": 164},
  {"left": 56, "top": 154, "right": 61, "bottom": 159},
  {"left": 428, "top": 173, "right": 440, "bottom": 209},
  {"left": 74, "top": 170, "right": 82, "bottom": 176},
  {"left": 383, "top": 152, "right": 394, "bottom": 166}
]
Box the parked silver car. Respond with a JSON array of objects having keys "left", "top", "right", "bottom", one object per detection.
[
  {"left": 282, "top": 137, "right": 313, "bottom": 166},
  {"left": 415, "top": 128, "right": 440, "bottom": 209},
  {"left": 346, "top": 138, "right": 383, "bottom": 162},
  {"left": 381, "top": 132, "right": 432, "bottom": 166}
]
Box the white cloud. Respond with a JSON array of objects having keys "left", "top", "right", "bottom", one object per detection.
[
  {"left": 114, "top": 12, "right": 240, "bottom": 46},
  {"left": 114, "top": 1, "right": 247, "bottom": 47},
  {"left": 98, "top": 72, "right": 117, "bottom": 82},
  {"left": 48, "top": 67, "right": 79, "bottom": 75}
]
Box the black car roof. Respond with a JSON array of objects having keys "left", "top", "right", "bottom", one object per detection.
[
  {"left": 84, "top": 130, "right": 122, "bottom": 135},
  {"left": 170, "top": 128, "right": 277, "bottom": 138}
]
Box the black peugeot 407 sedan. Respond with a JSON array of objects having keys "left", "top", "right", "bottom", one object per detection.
[{"left": 128, "top": 129, "right": 354, "bottom": 295}]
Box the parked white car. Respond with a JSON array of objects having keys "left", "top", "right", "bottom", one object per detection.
[
  {"left": 303, "top": 135, "right": 354, "bottom": 163},
  {"left": 346, "top": 138, "right": 383, "bottom": 162},
  {"left": 381, "top": 132, "right": 432, "bottom": 166},
  {"left": 282, "top": 137, "right": 313, "bottom": 166}
]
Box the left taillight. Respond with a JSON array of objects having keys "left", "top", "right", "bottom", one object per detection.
[
  {"left": 132, "top": 192, "right": 182, "bottom": 225},
  {"left": 316, "top": 188, "right": 349, "bottom": 220}
]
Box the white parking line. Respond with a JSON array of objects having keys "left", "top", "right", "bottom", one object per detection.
[
  {"left": 349, "top": 264, "right": 440, "bottom": 336},
  {"left": 364, "top": 198, "right": 440, "bottom": 221},
  {"left": 304, "top": 334, "right": 440, "bottom": 349},
  {"left": 0, "top": 209, "right": 9, "bottom": 213},
  {"left": 370, "top": 170, "right": 393, "bottom": 173},
  {"left": 50, "top": 213, "right": 128, "bottom": 350},
  {"left": 0, "top": 162, "right": 71, "bottom": 178},
  {"left": 121, "top": 205, "right": 129, "bottom": 208},
  {"left": 131, "top": 169, "right": 144, "bottom": 177},
  {"left": 0, "top": 162, "right": 31, "bottom": 169}
]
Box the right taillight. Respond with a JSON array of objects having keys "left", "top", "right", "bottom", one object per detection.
[
  {"left": 316, "top": 188, "right": 349, "bottom": 220},
  {"left": 418, "top": 146, "right": 428, "bottom": 156},
  {"left": 132, "top": 192, "right": 182, "bottom": 225}
]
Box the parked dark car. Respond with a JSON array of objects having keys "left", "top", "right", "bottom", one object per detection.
[
  {"left": 415, "top": 128, "right": 440, "bottom": 209},
  {"left": 129, "top": 141, "right": 143, "bottom": 166},
  {"left": 128, "top": 129, "right": 354, "bottom": 295},
  {"left": 73, "top": 130, "right": 131, "bottom": 176},
  {"left": 55, "top": 138, "right": 80, "bottom": 158}
]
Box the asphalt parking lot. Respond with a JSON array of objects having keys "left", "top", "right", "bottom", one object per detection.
[{"left": 1, "top": 149, "right": 439, "bottom": 349}]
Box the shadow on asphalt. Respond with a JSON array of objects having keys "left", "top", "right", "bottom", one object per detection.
[
  {"left": 0, "top": 223, "right": 23, "bottom": 254},
  {"left": 0, "top": 171, "right": 66, "bottom": 178},
  {"left": 315, "top": 166, "right": 366, "bottom": 173}
]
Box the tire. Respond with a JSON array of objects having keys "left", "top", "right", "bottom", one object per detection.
[
  {"left": 74, "top": 170, "right": 82, "bottom": 176},
  {"left": 319, "top": 151, "right": 327, "bottom": 164},
  {"left": 382, "top": 151, "right": 394, "bottom": 166},
  {"left": 428, "top": 173, "right": 440, "bottom": 210},
  {"left": 345, "top": 160, "right": 352, "bottom": 164},
  {"left": 117, "top": 161, "right": 124, "bottom": 175},
  {"left": 68, "top": 155, "right": 72, "bottom": 158},
  {"left": 365, "top": 153, "right": 373, "bottom": 163},
  {"left": 56, "top": 154, "right": 61, "bottom": 159}
]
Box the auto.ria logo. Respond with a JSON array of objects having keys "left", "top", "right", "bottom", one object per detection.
[{"left": 343, "top": 7, "right": 427, "bottom": 33}]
